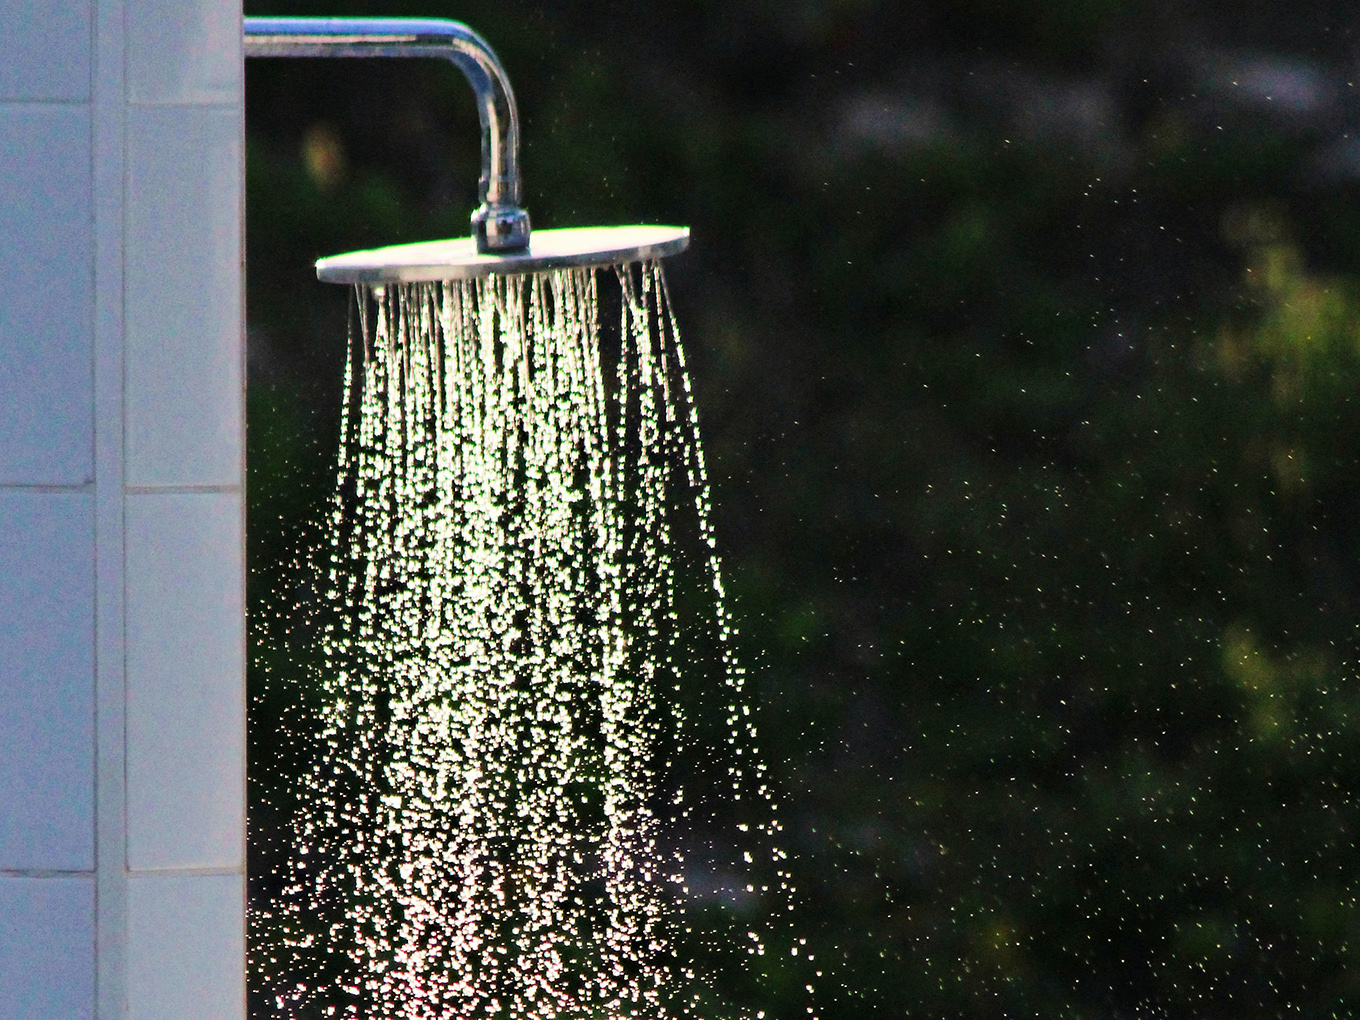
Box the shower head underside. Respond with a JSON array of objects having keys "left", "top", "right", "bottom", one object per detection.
[
  {"left": 315, "top": 225, "right": 690, "bottom": 284},
  {"left": 243, "top": 16, "right": 690, "bottom": 283}
]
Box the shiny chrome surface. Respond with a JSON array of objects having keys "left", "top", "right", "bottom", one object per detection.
[
  {"left": 315, "top": 225, "right": 690, "bottom": 283},
  {"left": 244, "top": 16, "right": 531, "bottom": 252}
]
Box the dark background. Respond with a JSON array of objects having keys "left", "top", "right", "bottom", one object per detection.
[{"left": 245, "top": 1, "right": 1360, "bottom": 1016}]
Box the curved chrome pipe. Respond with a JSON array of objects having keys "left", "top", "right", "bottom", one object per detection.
[{"left": 243, "top": 16, "right": 531, "bottom": 253}]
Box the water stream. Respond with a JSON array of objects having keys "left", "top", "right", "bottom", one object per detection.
[{"left": 252, "top": 262, "right": 801, "bottom": 1019}]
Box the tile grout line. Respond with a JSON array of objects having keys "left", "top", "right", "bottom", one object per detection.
[
  {"left": 93, "top": 0, "right": 128, "bottom": 1015},
  {"left": 127, "top": 99, "right": 240, "bottom": 109},
  {"left": 124, "top": 484, "right": 242, "bottom": 494},
  {"left": 125, "top": 866, "right": 246, "bottom": 878},
  {"left": 0, "top": 96, "right": 91, "bottom": 105},
  {"left": 0, "top": 483, "right": 95, "bottom": 492}
]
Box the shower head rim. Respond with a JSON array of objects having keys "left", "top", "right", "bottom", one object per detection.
[{"left": 316, "top": 224, "right": 690, "bottom": 284}]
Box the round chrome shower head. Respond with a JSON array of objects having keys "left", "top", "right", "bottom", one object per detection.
[{"left": 316, "top": 225, "right": 690, "bottom": 284}]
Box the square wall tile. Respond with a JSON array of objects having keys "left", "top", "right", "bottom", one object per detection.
[
  {"left": 0, "top": 0, "right": 90, "bottom": 101},
  {"left": 128, "top": 872, "right": 243, "bottom": 1020},
  {"left": 129, "top": 0, "right": 240, "bottom": 106},
  {"left": 0, "top": 876, "right": 95, "bottom": 1020},
  {"left": 127, "top": 492, "right": 244, "bottom": 871},
  {"left": 0, "top": 105, "right": 93, "bottom": 485},
  {"left": 0, "top": 493, "right": 94, "bottom": 871},
  {"left": 127, "top": 105, "right": 242, "bottom": 488}
]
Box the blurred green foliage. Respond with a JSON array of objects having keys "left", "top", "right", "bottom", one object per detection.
[{"left": 246, "top": 0, "right": 1360, "bottom": 1016}]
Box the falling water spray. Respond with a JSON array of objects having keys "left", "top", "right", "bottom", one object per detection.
[{"left": 246, "top": 17, "right": 812, "bottom": 1020}]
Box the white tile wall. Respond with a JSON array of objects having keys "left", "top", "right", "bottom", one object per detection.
[
  {"left": 126, "top": 104, "right": 243, "bottom": 488},
  {"left": 4, "top": 2, "right": 244, "bottom": 1016},
  {"left": 128, "top": 873, "right": 244, "bottom": 1020},
  {"left": 0, "top": 492, "right": 94, "bottom": 872},
  {"left": 129, "top": 0, "right": 241, "bottom": 105},
  {"left": 126, "top": 492, "right": 244, "bottom": 872},
  {"left": 0, "top": 105, "right": 94, "bottom": 485},
  {"left": 0, "top": 876, "right": 95, "bottom": 1020},
  {"left": 0, "top": 0, "right": 91, "bottom": 102}
]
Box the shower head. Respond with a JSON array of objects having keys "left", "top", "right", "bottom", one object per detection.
[
  {"left": 316, "top": 225, "right": 689, "bottom": 284},
  {"left": 244, "top": 16, "right": 690, "bottom": 281}
]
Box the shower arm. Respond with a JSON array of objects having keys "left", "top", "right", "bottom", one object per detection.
[{"left": 243, "top": 16, "right": 531, "bottom": 253}]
